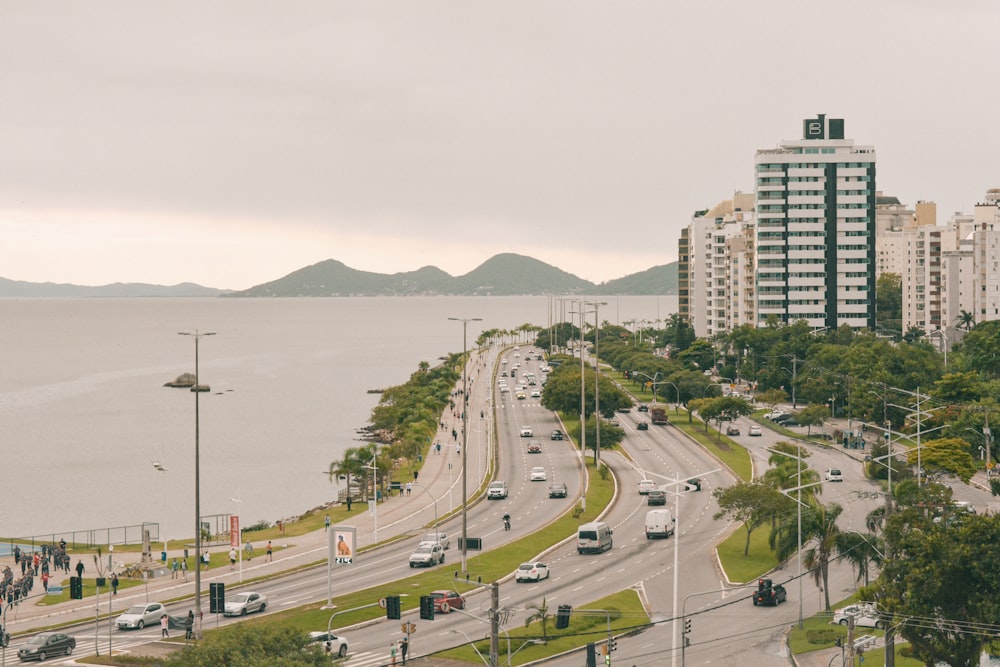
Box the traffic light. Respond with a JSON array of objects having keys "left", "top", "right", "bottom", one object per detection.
[
  {"left": 386, "top": 595, "right": 401, "bottom": 620},
  {"left": 555, "top": 604, "right": 572, "bottom": 629},
  {"left": 684, "top": 618, "right": 692, "bottom": 634},
  {"left": 608, "top": 637, "right": 617, "bottom": 652},
  {"left": 419, "top": 595, "right": 435, "bottom": 620},
  {"left": 209, "top": 582, "right": 225, "bottom": 613},
  {"left": 69, "top": 576, "right": 83, "bottom": 600}
]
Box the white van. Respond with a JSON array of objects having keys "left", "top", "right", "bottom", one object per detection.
[
  {"left": 645, "top": 509, "right": 675, "bottom": 539},
  {"left": 577, "top": 521, "right": 613, "bottom": 554}
]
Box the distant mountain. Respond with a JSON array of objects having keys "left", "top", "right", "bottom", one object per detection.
[
  {"left": 0, "top": 256, "right": 678, "bottom": 297},
  {"left": 0, "top": 277, "right": 230, "bottom": 298},
  {"left": 227, "top": 254, "right": 676, "bottom": 297}
]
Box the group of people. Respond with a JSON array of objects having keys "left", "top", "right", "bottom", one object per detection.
[{"left": 1, "top": 541, "right": 84, "bottom": 607}]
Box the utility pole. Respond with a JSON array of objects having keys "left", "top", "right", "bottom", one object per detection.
[{"left": 489, "top": 582, "right": 500, "bottom": 667}]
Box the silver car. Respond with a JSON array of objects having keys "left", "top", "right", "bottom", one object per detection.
[
  {"left": 223, "top": 591, "right": 268, "bottom": 616},
  {"left": 116, "top": 602, "right": 166, "bottom": 630}
]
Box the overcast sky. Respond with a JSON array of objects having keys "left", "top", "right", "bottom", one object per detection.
[{"left": 2, "top": 1, "right": 998, "bottom": 290}]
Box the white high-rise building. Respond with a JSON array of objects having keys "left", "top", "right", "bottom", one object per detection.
[{"left": 754, "top": 115, "right": 877, "bottom": 330}]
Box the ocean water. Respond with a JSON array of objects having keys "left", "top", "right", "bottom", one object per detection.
[{"left": 0, "top": 295, "right": 676, "bottom": 541}]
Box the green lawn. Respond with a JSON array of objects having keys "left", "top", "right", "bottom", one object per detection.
[{"left": 715, "top": 525, "right": 779, "bottom": 584}]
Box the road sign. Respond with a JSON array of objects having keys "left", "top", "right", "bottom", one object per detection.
[{"left": 379, "top": 597, "right": 387, "bottom": 608}]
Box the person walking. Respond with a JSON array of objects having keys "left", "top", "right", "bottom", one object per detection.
[
  {"left": 75, "top": 559, "right": 84, "bottom": 579},
  {"left": 324, "top": 514, "right": 331, "bottom": 532},
  {"left": 171, "top": 558, "right": 179, "bottom": 579},
  {"left": 228, "top": 548, "right": 237, "bottom": 570},
  {"left": 181, "top": 558, "right": 188, "bottom": 579},
  {"left": 266, "top": 541, "right": 273, "bottom": 562},
  {"left": 160, "top": 613, "right": 169, "bottom": 638},
  {"left": 400, "top": 636, "right": 409, "bottom": 665},
  {"left": 184, "top": 610, "right": 194, "bottom": 640},
  {"left": 111, "top": 573, "right": 118, "bottom": 596}
]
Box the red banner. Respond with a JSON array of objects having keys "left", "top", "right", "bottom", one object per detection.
[{"left": 230, "top": 515, "right": 240, "bottom": 547}]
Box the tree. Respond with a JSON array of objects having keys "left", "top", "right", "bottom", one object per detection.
[
  {"left": 699, "top": 396, "right": 753, "bottom": 437},
  {"left": 164, "top": 623, "right": 329, "bottom": 667},
  {"left": 956, "top": 308, "right": 975, "bottom": 331},
  {"left": 523, "top": 596, "right": 551, "bottom": 642},
  {"left": 795, "top": 403, "right": 829, "bottom": 436},
  {"left": 875, "top": 272, "right": 902, "bottom": 337},
  {"left": 835, "top": 531, "right": 883, "bottom": 587},
  {"left": 713, "top": 480, "right": 788, "bottom": 556},
  {"left": 770, "top": 502, "right": 843, "bottom": 611},
  {"left": 756, "top": 388, "right": 789, "bottom": 413},
  {"left": 907, "top": 437, "right": 977, "bottom": 483}
]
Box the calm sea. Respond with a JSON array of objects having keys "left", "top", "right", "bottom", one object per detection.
[{"left": 0, "top": 295, "right": 676, "bottom": 540}]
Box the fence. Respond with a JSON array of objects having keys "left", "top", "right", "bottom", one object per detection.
[{"left": 3, "top": 522, "right": 160, "bottom": 555}]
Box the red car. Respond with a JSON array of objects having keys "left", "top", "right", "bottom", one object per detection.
[{"left": 429, "top": 590, "right": 465, "bottom": 614}]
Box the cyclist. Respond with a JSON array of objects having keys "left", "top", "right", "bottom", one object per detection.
[{"left": 502, "top": 513, "right": 511, "bottom": 531}]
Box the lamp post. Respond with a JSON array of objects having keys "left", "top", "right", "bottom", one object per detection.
[
  {"left": 230, "top": 495, "right": 243, "bottom": 583},
  {"left": 664, "top": 381, "right": 679, "bottom": 410},
  {"left": 449, "top": 316, "right": 481, "bottom": 574},
  {"left": 586, "top": 301, "right": 607, "bottom": 466},
  {"left": 178, "top": 329, "right": 214, "bottom": 639}
]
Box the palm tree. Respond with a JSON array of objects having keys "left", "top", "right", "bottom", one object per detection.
[
  {"left": 523, "top": 596, "right": 551, "bottom": 642},
  {"left": 956, "top": 309, "right": 975, "bottom": 331},
  {"left": 835, "top": 531, "right": 884, "bottom": 587},
  {"left": 770, "top": 502, "right": 843, "bottom": 611}
]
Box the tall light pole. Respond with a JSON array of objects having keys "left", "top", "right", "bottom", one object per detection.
[
  {"left": 569, "top": 305, "right": 586, "bottom": 463},
  {"left": 179, "top": 329, "right": 214, "bottom": 639},
  {"left": 449, "top": 316, "right": 481, "bottom": 574},
  {"left": 586, "top": 301, "right": 606, "bottom": 466}
]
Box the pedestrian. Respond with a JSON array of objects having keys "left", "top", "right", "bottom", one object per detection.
[
  {"left": 171, "top": 558, "right": 179, "bottom": 579},
  {"left": 405, "top": 482, "right": 412, "bottom": 496},
  {"left": 325, "top": 514, "right": 331, "bottom": 532},
  {"left": 400, "top": 636, "right": 409, "bottom": 665},
  {"left": 346, "top": 495, "right": 352, "bottom": 511},
  {"left": 111, "top": 573, "right": 118, "bottom": 596},
  {"left": 278, "top": 520, "right": 284, "bottom": 534},
  {"left": 75, "top": 559, "right": 84, "bottom": 579},
  {"left": 413, "top": 470, "right": 418, "bottom": 482},
  {"left": 228, "top": 548, "right": 237, "bottom": 570},
  {"left": 160, "top": 613, "right": 169, "bottom": 638},
  {"left": 266, "top": 541, "right": 273, "bottom": 561},
  {"left": 185, "top": 610, "right": 194, "bottom": 640},
  {"left": 390, "top": 643, "right": 398, "bottom": 666},
  {"left": 245, "top": 542, "right": 253, "bottom": 561},
  {"left": 181, "top": 558, "right": 188, "bottom": 579},
  {"left": 41, "top": 571, "right": 49, "bottom": 592},
  {"left": 202, "top": 550, "right": 210, "bottom": 569}
]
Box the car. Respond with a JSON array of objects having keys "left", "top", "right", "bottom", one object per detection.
[
  {"left": 767, "top": 411, "right": 791, "bottom": 422},
  {"left": 617, "top": 406, "right": 632, "bottom": 413},
  {"left": 420, "top": 532, "right": 450, "bottom": 549},
  {"left": 637, "top": 421, "right": 649, "bottom": 430},
  {"left": 307, "top": 631, "right": 349, "bottom": 658},
  {"left": 832, "top": 603, "right": 884, "bottom": 629},
  {"left": 224, "top": 591, "right": 268, "bottom": 616},
  {"left": 527, "top": 441, "right": 542, "bottom": 454},
  {"left": 116, "top": 602, "right": 166, "bottom": 630},
  {"left": 515, "top": 561, "right": 550, "bottom": 582},
  {"left": 824, "top": 468, "right": 843, "bottom": 482},
  {"left": 409, "top": 544, "right": 445, "bottom": 567},
  {"left": 752, "top": 578, "right": 787, "bottom": 606},
  {"left": 530, "top": 389, "right": 541, "bottom": 398},
  {"left": 646, "top": 490, "right": 667, "bottom": 506},
  {"left": 520, "top": 426, "right": 533, "bottom": 437},
  {"left": 530, "top": 466, "right": 547, "bottom": 481},
  {"left": 487, "top": 481, "right": 509, "bottom": 499},
  {"left": 516, "top": 391, "right": 526, "bottom": 400},
  {"left": 548, "top": 481, "right": 568, "bottom": 498},
  {"left": 638, "top": 479, "right": 657, "bottom": 495},
  {"left": 686, "top": 478, "right": 702, "bottom": 492},
  {"left": 749, "top": 424, "right": 762, "bottom": 436},
  {"left": 637, "top": 404, "right": 649, "bottom": 412},
  {"left": 429, "top": 589, "right": 466, "bottom": 613},
  {"left": 550, "top": 430, "right": 564, "bottom": 440},
  {"left": 17, "top": 632, "right": 76, "bottom": 662},
  {"left": 726, "top": 425, "right": 741, "bottom": 436}
]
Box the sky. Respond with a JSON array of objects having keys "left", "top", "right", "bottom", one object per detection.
[{"left": 2, "top": 1, "right": 999, "bottom": 290}]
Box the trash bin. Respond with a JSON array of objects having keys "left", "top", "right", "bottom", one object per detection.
[
  {"left": 161, "top": 551, "right": 167, "bottom": 562},
  {"left": 184, "top": 549, "right": 189, "bottom": 559}
]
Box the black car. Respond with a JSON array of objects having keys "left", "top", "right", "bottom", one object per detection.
[
  {"left": 550, "top": 430, "right": 564, "bottom": 441},
  {"left": 18, "top": 632, "right": 76, "bottom": 662},
  {"left": 686, "top": 478, "right": 701, "bottom": 492},
  {"left": 752, "top": 579, "right": 787, "bottom": 606},
  {"left": 548, "top": 482, "right": 568, "bottom": 498},
  {"left": 637, "top": 422, "right": 649, "bottom": 431},
  {"left": 637, "top": 404, "right": 649, "bottom": 412},
  {"left": 646, "top": 490, "right": 667, "bottom": 506}
]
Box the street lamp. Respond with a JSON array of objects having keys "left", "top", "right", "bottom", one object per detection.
[
  {"left": 449, "top": 316, "right": 482, "bottom": 574},
  {"left": 450, "top": 629, "right": 490, "bottom": 667},
  {"left": 230, "top": 495, "right": 243, "bottom": 583},
  {"left": 178, "top": 329, "right": 214, "bottom": 639}
]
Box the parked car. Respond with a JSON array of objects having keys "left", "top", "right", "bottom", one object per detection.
[
  {"left": 487, "top": 481, "right": 509, "bottom": 499},
  {"left": 409, "top": 544, "right": 445, "bottom": 567},
  {"left": 527, "top": 441, "right": 542, "bottom": 454},
  {"left": 637, "top": 421, "right": 649, "bottom": 430},
  {"left": 548, "top": 481, "right": 568, "bottom": 498},
  {"left": 429, "top": 589, "right": 466, "bottom": 613},
  {"left": 116, "top": 602, "right": 166, "bottom": 630},
  {"left": 550, "top": 430, "right": 564, "bottom": 440},
  {"left": 307, "top": 631, "right": 349, "bottom": 658},
  {"left": 726, "top": 424, "right": 741, "bottom": 436},
  {"left": 530, "top": 466, "right": 547, "bottom": 481},
  {"left": 646, "top": 490, "right": 667, "bottom": 506},
  {"left": 749, "top": 424, "right": 762, "bottom": 436},
  {"left": 824, "top": 468, "right": 844, "bottom": 482},
  {"left": 17, "top": 632, "right": 76, "bottom": 662},
  {"left": 224, "top": 591, "right": 268, "bottom": 616},
  {"left": 638, "top": 479, "right": 657, "bottom": 495},
  {"left": 833, "top": 603, "right": 884, "bottom": 628},
  {"left": 420, "top": 532, "right": 450, "bottom": 549},
  {"left": 515, "top": 561, "right": 550, "bottom": 582}
]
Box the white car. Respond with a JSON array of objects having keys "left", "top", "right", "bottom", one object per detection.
[
  {"left": 487, "top": 481, "right": 509, "bottom": 499},
  {"left": 749, "top": 424, "right": 762, "bottom": 436},
  {"left": 409, "top": 544, "right": 445, "bottom": 567},
  {"left": 638, "top": 479, "right": 657, "bottom": 495},
  {"left": 824, "top": 468, "right": 844, "bottom": 482},
  {"left": 520, "top": 426, "right": 533, "bottom": 437},
  {"left": 515, "top": 561, "right": 550, "bottom": 582},
  {"left": 530, "top": 466, "right": 547, "bottom": 481},
  {"left": 224, "top": 591, "right": 268, "bottom": 616},
  {"left": 832, "top": 603, "right": 883, "bottom": 628},
  {"left": 530, "top": 389, "right": 541, "bottom": 398},
  {"left": 116, "top": 602, "right": 166, "bottom": 630},
  {"left": 420, "top": 532, "right": 450, "bottom": 549},
  {"left": 308, "top": 631, "right": 349, "bottom": 659}
]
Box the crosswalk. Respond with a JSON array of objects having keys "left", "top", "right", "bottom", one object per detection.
[{"left": 344, "top": 649, "right": 396, "bottom": 667}]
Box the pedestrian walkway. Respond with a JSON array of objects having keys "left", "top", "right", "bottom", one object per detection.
[{"left": 3, "top": 347, "right": 499, "bottom": 638}]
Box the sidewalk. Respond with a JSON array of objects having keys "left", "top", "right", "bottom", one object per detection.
[{"left": 3, "top": 348, "right": 497, "bottom": 637}]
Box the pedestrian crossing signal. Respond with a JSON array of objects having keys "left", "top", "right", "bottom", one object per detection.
[
  {"left": 70, "top": 577, "right": 83, "bottom": 600},
  {"left": 386, "top": 595, "right": 401, "bottom": 620},
  {"left": 419, "top": 595, "right": 435, "bottom": 620}
]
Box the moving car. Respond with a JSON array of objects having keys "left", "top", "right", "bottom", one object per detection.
[
  {"left": 686, "top": 478, "right": 702, "bottom": 492},
  {"left": 824, "top": 468, "right": 843, "bottom": 482},
  {"left": 726, "top": 424, "right": 741, "bottom": 436},
  {"left": 749, "top": 424, "right": 762, "bottom": 436},
  {"left": 645, "top": 509, "right": 675, "bottom": 539},
  {"left": 515, "top": 562, "right": 550, "bottom": 582},
  {"left": 420, "top": 532, "right": 450, "bottom": 549},
  {"left": 617, "top": 405, "right": 631, "bottom": 413},
  {"left": 409, "top": 544, "right": 445, "bottom": 567},
  {"left": 520, "top": 426, "right": 533, "bottom": 437},
  {"left": 637, "top": 404, "right": 649, "bottom": 412},
  {"left": 530, "top": 388, "right": 541, "bottom": 398},
  {"left": 637, "top": 421, "right": 649, "bottom": 430},
  {"left": 429, "top": 590, "right": 465, "bottom": 613},
  {"left": 646, "top": 490, "right": 667, "bottom": 506},
  {"left": 308, "top": 631, "right": 349, "bottom": 658},
  {"left": 224, "top": 591, "right": 268, "bottom": 616},
  {"left": 833, "top": 603, "right": 884, "bottom": 628},
  {"left": 527, "top": 441, "right": 542, "bottom": 454},
  {"left": 487, "top": 481, "right": 509, "bottom": 499},
  {"left": 116, "top": 602, "right": 166, "bottom": 630},
  {"left": 752, "top": 578, "right": 787, "bottom": 606},
  {"left": 550, "top": 430, "right": 564, "bottom": 440},
  {"left": 638, "top": 479, "right": 657, "bottom": 495},
  {"left": 530, "top": 466, "right": 547, "bottom": 481},
  {"left": 548, "top": 481, "right": 568, "bottom": 498},
  {"left": 17, "top": 632, "right": 76, "bottom": 662},
  {"left": 516, "top": 391, "right": 526, "bottom": 400}
]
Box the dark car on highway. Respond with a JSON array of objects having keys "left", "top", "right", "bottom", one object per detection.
[
  {"left": 550, "top": 430, "right": 564, "bottom": 440},
  {"left": 18, "top": 632, "right": 76, "bottom": 662},
  {"left": 548, "top": 482, "right": 568, "bottom": 498},
  {"left": 752, "top": 578, "right": 786, "bottom": 606},
  {"left": 646, "top": 490, "right": 666, "bottom": 506}
]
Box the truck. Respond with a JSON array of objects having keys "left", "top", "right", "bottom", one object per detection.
[{"left": 650, "top": 407, "right": 669, "bottom": 425}]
